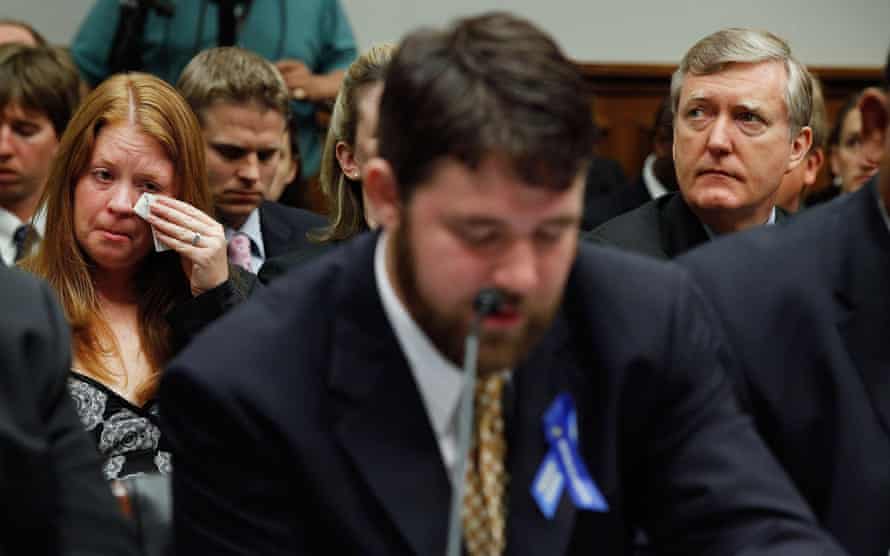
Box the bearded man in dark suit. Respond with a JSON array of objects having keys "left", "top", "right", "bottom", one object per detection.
[{"left": 161, "top": 13, "right": 846, "bottom": 556}]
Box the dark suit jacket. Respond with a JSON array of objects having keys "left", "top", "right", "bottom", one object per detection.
[
  {"left": 258, "top": 200, "right": 327, "bottom": 259},
  {"left": 678, "top": 178, "right": 890, "bottom": 556},
  {"left": 585, "top": 192, "right": 789, "bottom": 260},
  {"left": 161, "top": 233, "right": 843, "bottom": 555},
  {"left": 583, "top": 175, "right": 652, "bottom": 232},
  {"left": 257, "top": 237, "right": 341, "bottom": 284},
  {"left": 581, "top": 156, "right": 628, "bottom": 231},
  {"left": 0, "top": 266, "right": 137, "bottom": 555}
]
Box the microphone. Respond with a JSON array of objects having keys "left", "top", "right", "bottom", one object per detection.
[
  {"left": 473, "top": 287, "right": 505, "bottom": 319},
  {"left": 445, "top": 288, "right": 505, "bottom": 556}
]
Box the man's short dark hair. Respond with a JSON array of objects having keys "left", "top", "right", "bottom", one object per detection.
[
  {"left": 0, "top": 44, "right": 82, "bottom": 137},
  {"left": 378, "top": 12, "right": 594, "bottom": 199}
]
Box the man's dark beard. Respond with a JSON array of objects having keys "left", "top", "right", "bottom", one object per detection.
[{"left": 392, "top": 214, "right": 557, "bottom": 375}]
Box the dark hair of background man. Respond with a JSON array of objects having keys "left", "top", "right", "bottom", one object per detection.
[{"left": 378, "top": 12, "right": 595, "bottom": 199}]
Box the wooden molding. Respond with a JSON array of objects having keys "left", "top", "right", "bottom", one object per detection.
[
  {"left": 576, "top": 62, "right": 883, "bottom": 98},
  {"left": 577, "top": 62, "right": 883, "bottom": 83}
]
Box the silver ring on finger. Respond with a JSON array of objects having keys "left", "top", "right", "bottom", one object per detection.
[{"left": 191, "top": 232, "right": 201, "bottom": 247}]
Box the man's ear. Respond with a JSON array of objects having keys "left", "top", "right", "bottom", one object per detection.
[
  {"left": 859, "top": 87, "right": 889, "bottom": 167},
  {"left": 363, "top": 157, "right": 402, "bottom": 230},
  {"left": 283, "top": 157, "right": 298, "bottom": 185},
  {"left": 787, "top": 126, "right": 813, "bottom": 172},
  {"left": 803, "top": 147, "right": 825, "bottom": 186}
]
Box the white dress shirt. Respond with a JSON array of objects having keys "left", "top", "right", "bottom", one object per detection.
[
  {"left": 641, "top": 154, "right": 670, "bottom": 200},
  {"left": 0, "top": 205, "right": 46, "bottom": 266},
  {"left": 224, "top": 208, "right": 266, "bottom": 272},
  {"left": 374, "top": 232, "right": 465, "bottom": 482}
]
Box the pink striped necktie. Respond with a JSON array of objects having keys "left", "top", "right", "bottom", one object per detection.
[{"left": 228, "top": 232, "right": 253, "bottom": 273}]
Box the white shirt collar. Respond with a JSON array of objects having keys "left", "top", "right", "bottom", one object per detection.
[
  {"left": 224, "top": 208, "right": 266, "bottom": 270},
  {"left": 642, "top": 154, "right": 669, "bottom": 200},
  {"left": 32, "top": 205, "right": 47, "bottom": 237},
  {"left": 374, "top": 232, "right": 465, "bottom": 444},
  {"left": 701, "top": 206, "right": 777, "bottom": 239},
  {"left": 0, "top": 205, "right": 45, "bottom": 266}
]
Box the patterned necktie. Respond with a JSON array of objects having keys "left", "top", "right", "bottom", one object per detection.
[
  {"left": 462, "top": 371, "right": 509, "bottom": 556},
  {"left": 13, "top": 224, "right": 32, "bottom": 262},
  {"left": 227, "top": 232, "right": 253, "bottom": 272}
]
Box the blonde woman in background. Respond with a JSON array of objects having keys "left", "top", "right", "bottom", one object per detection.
[{"left": 259, "top": 43, "right": 395, "bottom": 283}]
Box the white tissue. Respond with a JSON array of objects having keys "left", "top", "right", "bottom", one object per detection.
[{"left": 133, "top": 192, "right": 172, "bottom": 252}]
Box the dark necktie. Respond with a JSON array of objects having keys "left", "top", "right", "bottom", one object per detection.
[{"left": 13, "top": 224, "right": 32, "bottom": 262}]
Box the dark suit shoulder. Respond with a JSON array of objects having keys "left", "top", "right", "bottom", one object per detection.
[
  {"left": 569, "top": 242, "right": 703, "bottom": 353},
  {"left": 260, "top": 200, "right": 326, "bottom": 225},
  {"left": 574, "top": 241, "right": 690, "bottom": 301},
  {"left": 165, "top": 232, "right": 372, "bottom": 397},
  {"left": 258, "top": 239, "right": 341, "bottom": 284},
  {"left": 160, "top": 235, "right": 380, "bottom": 553},
  {"left": 0, "top": 267, "right": 139, "bottom": 555},
  {"left": 618, "top": 176, "right": 653, "bottom": 213},
  {"left": 679, "top": 186, "right": 856, "bottom": 292},
  {"left": 582, "top": 176, "right": 652, "bottom": 231},
  {"left": 259, "top": 201, "right": 328, "bottom": 258},
  {"left": 583, "top": 194, "right": 672, "bottom": 259},
  {"left": 0, "top": 266, "right": 69, "bottom": 393},
  {"left": 676, "top": 185, "right": 875, "bottom": 369}
]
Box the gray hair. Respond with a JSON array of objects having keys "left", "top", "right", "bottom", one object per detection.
[
  {"left": 670, "top": 28, "right": 812, "bottom": 138},
  {"left": 807, "top": 71, "right": 828, "bottom": 151}
]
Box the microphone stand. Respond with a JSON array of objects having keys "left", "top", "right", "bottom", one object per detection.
[{"left": 445, "top": 289, "right": 503, "bottom": 556}]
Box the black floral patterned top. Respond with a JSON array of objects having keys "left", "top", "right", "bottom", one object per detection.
[
  {"left": 67, "top": 371, "right": 172, "bottom": 481},
  {"left": 61, "top": 279, "right": 250, "bottom": 480}
]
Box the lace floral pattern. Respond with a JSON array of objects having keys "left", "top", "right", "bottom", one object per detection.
[
  {"left": 98, "top": 410, "right": 161, "bottom": 455},
  {"left": 67, "top": 373, "right": 172, "bottom": 480},
  {"left": 67, "top": 377, "right": 107, "bottom": 431},
  {"left": 154, "top": 451, "right": 173, "bottom": 474},
  {"left": 104, "top": 455, "right": 126, "bottom": 480}
]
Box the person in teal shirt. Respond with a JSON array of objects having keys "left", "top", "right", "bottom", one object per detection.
[{"left": 71, "top": 0, "right": 358, "bottom": 182}]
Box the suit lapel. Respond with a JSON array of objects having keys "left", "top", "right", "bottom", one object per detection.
[
  {"left": 836, "top": 184, "right": 890, "bottom": 442},
  {"left": 258, "top": 202, "right": 292, "bottom": 258},
  {"left": 329, "top": 235, "right": 451, "bottom": 555},
  {"left": 658, "top": 193, "right": 709, "bottom": 258},
  {"left": 506, "top": 313, "right": 582, "bottom": 556}
]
